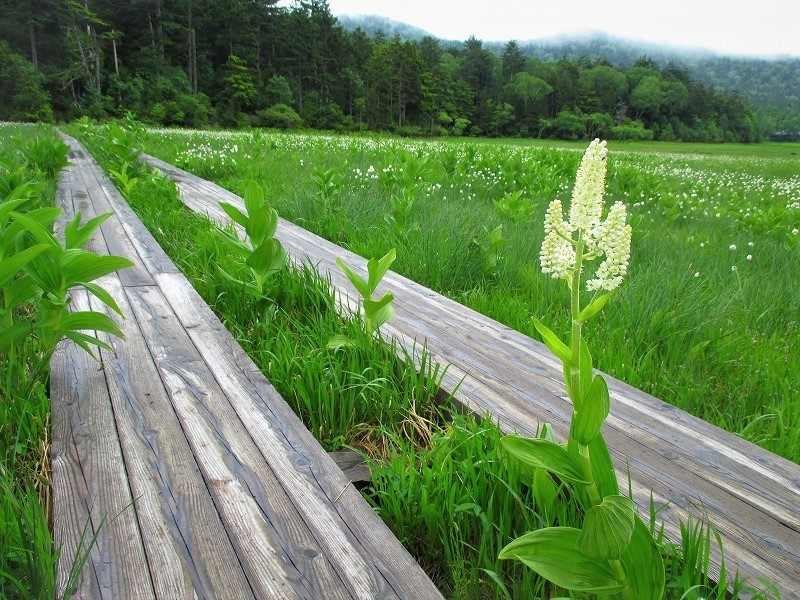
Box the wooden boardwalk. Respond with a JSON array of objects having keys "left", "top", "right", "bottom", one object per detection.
[
  {"left": 146, "top": 154, "right": 800, "bottom": 599},
  {"left": 50, "top": 136, "right": 442, "bottom": 599}
]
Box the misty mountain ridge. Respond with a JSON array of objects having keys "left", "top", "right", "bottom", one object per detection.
[{"left": 338, "top": 15, "right": 799, "bottom": 109}]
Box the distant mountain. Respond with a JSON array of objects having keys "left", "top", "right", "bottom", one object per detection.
[
  {"left": 485, "top": 32, "right": 799, "bottom": 109},
  {"left": 337, "top": 17, "right": 799, "bottom": 110},
  {"left": 337, "top": 15, "right": 434, "bottom": 41}
]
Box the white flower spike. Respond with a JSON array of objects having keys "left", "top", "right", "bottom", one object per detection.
[{"left": 539, "top": 139, "right": 631, "bottom": 292}]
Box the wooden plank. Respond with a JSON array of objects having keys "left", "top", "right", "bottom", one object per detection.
[
  {"left": 49, "top": 290, "right": 155, "bottom": 600},
  {"left": 155, "top": 270, "right": 443, "bottom": 600},
  {"left": 123, "top": 283, "right": 350, "bottom": 600},
  {"left": 147, "top": 155, "right": 800, "bottom": 597},
  {"left": 64, "top": 140, "right": 155, "bottom": 287},
  {"left": 88, "top": 274, "right": 256, "bottom": 600},
  {"left": 329, "top": 451, "right": 371, "bottom": 483}
]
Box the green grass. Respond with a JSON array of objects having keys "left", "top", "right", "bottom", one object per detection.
[
  {"left": 134, "top": 127, "right": 800, "bottom": 463},
  {"left": 0, "top": 122, "right": 59, "bottom": 600},
  {"left": 66, "top": 123, "right": 783, "bottom": 598}
]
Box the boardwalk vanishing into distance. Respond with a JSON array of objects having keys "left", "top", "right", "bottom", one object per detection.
[
  {"left": 50, "top": 135, "right": 442, "bottom": 599},
  {"left": 146, "top": 153, "right": 800, "bottom": 599}
]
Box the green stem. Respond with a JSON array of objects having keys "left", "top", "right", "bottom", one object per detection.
[
  {"left": 570, "top": 237, "right": 602, "bottom": 506},
  {"left": 611, "top": 559, "right": 633, "bottom": 599}
]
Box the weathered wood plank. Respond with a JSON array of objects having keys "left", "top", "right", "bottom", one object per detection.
[
  {"left": 329, "top": 451, "right": 371, "bottom": 483},
  {"left": 155, "top": 270, "right": 443, "bottom": 600},
  {"left": 50, "top": 290, "right": 155, "bottom": 600},
  {"left": 124, "top": 282, "right": 351, "bottom": 600},
  {"left": 147, "top": 154, "right": 800, "bottom": 598}
]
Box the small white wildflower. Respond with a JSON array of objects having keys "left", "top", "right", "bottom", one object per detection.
[
  {"left": 540, "top": 199, "right": 575, "bottom": 280},
  {"left": 746, "top": 254, "right": 753, "bottom": 260},
  {"left": 731, "top": 265, "right": 738, "bottom": 271},
  {"left": 569, "top": 139, "right": 607, "bottom": 233},
  {"left": 694, "top": 272, "right": 700, "bottom": 278},
  {"left": 587, "top": 202, "right": 632, "bottom": 292},
  {"left": 793, "top": 228, "right": 799, "bottom": 236},
  {"left": 748, "top": 241, "right": 754, "bottom": 247},
  {"left": 700, "top": 243, "right": 705, "bottom": 248},
  {"left": 729, "top": 244, "right": 737, "bottom": 250}
]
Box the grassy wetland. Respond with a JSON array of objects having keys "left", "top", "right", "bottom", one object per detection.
[
  {"left": 135, "top": 127, "right": 800, "bottom": 463},
  {"left": 62, "top": 120, "right": 788, "bottom": 598}
]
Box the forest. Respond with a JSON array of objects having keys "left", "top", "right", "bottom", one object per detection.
[{"left": 0, "top": 0, "right": 775, "bottom": 142}]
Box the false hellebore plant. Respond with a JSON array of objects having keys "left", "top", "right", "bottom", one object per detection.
[{"left": 499, "top": 140, "right": 665, "bottom": 598}]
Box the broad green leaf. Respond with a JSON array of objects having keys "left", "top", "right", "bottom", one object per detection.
[
  {"left": 618, "top": 516, "right": 665, "bottom": 599},
  {"left": 578, "top": 291, "right": 614, "bottom": 322},
  {"left": 61, "top": 251, "right": 134, "bottom": 287},
  {"left": 573, "top": 374, "right": 610, "bottom": 445},
  {"left": 588, "top": 433, "right": 619, "bottom": 498},
  {"left": 243, "top": 180, "right": 264, "bottom": 218},
  {"left": 336, "top": 258, "right": 370, "bottom": 299},
  {"left": 501, "top": 435, "right": 590, "bottom": 485},
  {"left": 365, "top": 292, "right": 394, "bottom": 333},
  {"left": 0, "top": 244, "right": 48, "bottom": 287},
  {"left": 577, "top": 495, "right": 636, "bottom": 559},
  {"left": 64, "top": 212, "right": 113, "bottom": 250},
  {"left": 533, "top": 468, "right": 558, "bottom": 518},
  {"left": 3, "top": 276, "right": 40, "bottom": 312},
  {"left": 246, "top": 238, "right": 285, "bottom": 275},
  {"left": 82, "top": 282, "right": 123, "bottom": 316},
  {"left": 219, "top": 202, "right": 249, "bottom": 228},
  {"left": 499, "top": 527, "right": 624, "bottom": 593},
  {"left": 366, "top": 248, "right": 396, "bottom": 293},
  {"left": 25, "top": 207, "right": 61, "bottom": 232},
  {"left": 63, "top": 330, "right": 111, "bottom": 357},
  {"left": 59, "top": 312, "right": 125, "bottom": 339},
  {"left": 326, "top": 334, "right": 356, "bottom": 351},
  {"left": 531, "top": 317, "right": 572, "bottom": 364},
  {"left": 247, "top": 205, "right": 278, "bottom": 246},
  {"left": 0, "top": 322, "right": 35, "bottom": 352},
  {"left": 9, "top": 211, "right": 59, "bottom": 249}
]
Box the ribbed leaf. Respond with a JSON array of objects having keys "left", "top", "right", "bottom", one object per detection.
[
  {"left": 367, "top": 248, "right": 396, "bottom": 293},
  {"left": 82, "top": 282, "right": 123, "bottom": 316},
  {"left": 532, "top": 317, "right": 572, "bottom": 364},
  {"left": 501, "top": 435, "right": 590, "bottom": 485},
  {"left": 577, "top": 495, "right": 635, "bottom": 559},
  {"left": 336, "top": 258, "right": 370, "bottom": 299},
  {"left": 219, "top": 202, "right": 248, "bottom": 228},
  {"left": 61, "top": 251, "right": 134, "bottom": 287},
  {"left": 59, "top": 312, "right": 124, "bottom": 339},
  {"left": 578, "top": 291, "right": 614, "bottom": 321},
  {"left": 243, "top": 180, "right": 264, "bottom": 219},
  {"left": 619, "top": 516, "right": 666, "bottom": 599},
  {"left": 499, "top": 527, "right": 623, "bottom": 592},
  {"left": 0, "top": 322, "right": 34, "bottom": 353},
  {"left": 64, "top": 212, "right": 112, "bottom": 250},
  {"left": 0, "top": 244, "right": 48, "bottom": 287},
  {"left": 573, "top": 374, "right": 610, "bottom": 445}
]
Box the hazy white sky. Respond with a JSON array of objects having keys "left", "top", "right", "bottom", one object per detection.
[{"left": 323, "top": 0, "right": 800, "bottom": 57}]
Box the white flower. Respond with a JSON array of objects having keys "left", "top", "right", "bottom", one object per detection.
[
  {"left": 694, "top": 272, "right": 700, "bottom": 277},
  {"left": 729, "top": 244, "right": 736, "bottom": 250},
  {"left": 793, "top": 228, "right": 799, "bottom": 236},
  {"left": 540, "top": 199, "right": 575, "bottom": 280},
  {"left": 731, "top": 265, "right": 738, "bottom": 271},
  {"left": 746, "top": 254, "right": 753, "bottom": 260},
  {"left": 587, "top": 202, "right": 632, "bottom": 292},
  {"left": 569, "top": 139, "right": 607, "bottom": 233}
]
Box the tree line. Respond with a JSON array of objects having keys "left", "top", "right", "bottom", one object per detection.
[{"left": 0, "top": 0, "right": 764, "bottom": 142}]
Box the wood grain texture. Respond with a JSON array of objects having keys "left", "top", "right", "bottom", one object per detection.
[
  {"left": 51, "top": 137, "right": 442, "bottom": 599},
  {"left": 147, "top": 154, "right": 800, "bottom": 598},
  {"left": 49, "top": 290, "right": 155, "bottom": 600},
  {"left": 329, "top": 451, "right": 372, "bottom": 483}
]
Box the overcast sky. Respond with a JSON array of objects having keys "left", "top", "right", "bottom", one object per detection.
[{"left": 322, "top": 0, "right": 799, "bottom": 57}]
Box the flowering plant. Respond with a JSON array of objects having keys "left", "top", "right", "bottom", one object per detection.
[{"left": 499, "top": 140, "right": 665, "bottom": 598}]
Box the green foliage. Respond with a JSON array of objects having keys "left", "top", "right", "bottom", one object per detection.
[
  {"left": 256, "top": 103, "right": 303, "bottom": 129},
  {"left": 19, "top": 137, "right": 70, "bottom": 179},
  {"left": 328, "top": 248, "right": 396, "bottom": 350},
  {"left": 216, "top": 180, "right": 286, "bottom": 305},
  {"left": 493, "top": 190, "right": 534, "bottom": 223},
  {"left": 0, "top": 42, "right": 52, "bottom": 123}
]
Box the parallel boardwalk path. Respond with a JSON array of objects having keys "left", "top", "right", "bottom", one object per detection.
[
  {"left": 50, "top": 135, "right": 442, "bottom": 599},
  {"left": 146, "top": 154, "right": 800, "bottom": 598}
]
